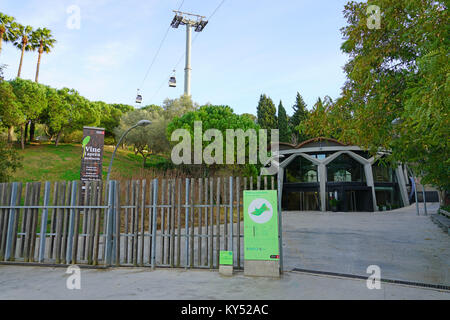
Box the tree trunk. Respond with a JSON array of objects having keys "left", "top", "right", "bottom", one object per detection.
[
  {"left": 7, "top": 126, "right": 14, "bottom": 143},
  {"left": 17, "top": 45, "right": 25, "bottom": 78},
  {"left": 0, "top": 33, "right": 3, "bottom": 55},
  {"left": 24, "top": 121, "right": 29, "bottom": 144},
  {"left": 20, "top": 124, "right": 25, "bottom": 150},
  {"left": 30, "top": 121, "right": 35, "bottom": 142},
  {"left": 35, "top": 46, "right": 43, "bottom": 83},
  {"left": 55, "top": 129, "right": 63, "bottom": 147}
]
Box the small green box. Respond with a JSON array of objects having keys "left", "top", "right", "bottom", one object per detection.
[{"left": 219, "top": 251, "right": 233, "bottom": 265}]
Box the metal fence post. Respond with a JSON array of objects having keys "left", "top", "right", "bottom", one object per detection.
[
  {"left": 151, "top": 179, "right": 158, "bottom": 269},
  {"left": 185, "top": 178, "right": 190, "bottom": 269},
  {"left": 38, "top": 182, "right": 51, "bottom": 263},
  {"left": 65, "top": 181, "right": 78, "bottom": 264},
  {"left": 105, "top": 180, "right": 115, "bottom": 265},
  {"left": 5, "top": 183, "right": 18, "bottom": 261},
  {"left": 229, "top": 177, "right": 233, "bottom": 257}
]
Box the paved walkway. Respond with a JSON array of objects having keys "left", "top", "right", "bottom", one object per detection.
[
  {"left": 282, "top": 203, "right": 450, "bottom": 285},
  {"left": 0, "top": 265, "right": 448, "bottom": 300}
]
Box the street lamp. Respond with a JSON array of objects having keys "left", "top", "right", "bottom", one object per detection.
[{"left": 106, "top": 120, "right": 151, "bottom": 181}]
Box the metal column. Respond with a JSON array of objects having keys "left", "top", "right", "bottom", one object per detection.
[{"left": 184, "top": 23, "right": 192, "bottom": 96}]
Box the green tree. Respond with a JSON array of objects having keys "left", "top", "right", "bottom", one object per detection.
[
  {"left": 289, "top": 92, "right": 309, "bottom": 143},
  {"left": 0, "top": 13, "right": 17, "bottom": 56},
  {"left": 9, "top": 78, "right": 47, "bottom": 149},
  {"left": 339, "top": 0, "right": 448, "bottom": 191},
  {"left": 0, "top": 80, "right": 24, "bottom": 142},
  {"left": 277, "top": 100, "right": 290, "bottom": 143},
  {"left": 0, "top": 139, "right": 22, "bottom": 182},
  {"left": 114, "top": 108, "right": 168, "bottom": 167},
  {"left": 256, "top": 94, "right": 277, "bottom": 130},
  {"left": 14, "top": 24, "right": 34, "bottom": 78},
  {"left": 42, "top": 87, "right": 100, "bottom": 146},
  {"left": 300, "top": 96, "right": 339, "bottom": 139},
  {"left": 167, "top": 105, "right": 261, "bottom": 176}
]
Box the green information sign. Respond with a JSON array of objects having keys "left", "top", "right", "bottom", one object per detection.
[
  {"left": 219, "top": 251, "right": 233, "bottom": 265},
  {"left": 244, "top": 190, "right": 279, "bottom": 261}
]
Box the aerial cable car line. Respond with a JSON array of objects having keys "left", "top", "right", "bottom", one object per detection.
[
  {"left": 136, "top": 0, "right": 185, "bottom": 104},
  {"left": 148, "top": 0, "right": 226, "bottom": 101}
]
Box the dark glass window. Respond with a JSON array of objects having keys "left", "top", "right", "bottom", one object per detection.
[
  {"left": 327, "top": 153, "right": 365, "bottom": 182},
  {"left": 285, "top": 156, "right": 318, "bottom": 183},
  {"left": 372, "top": 162, "right": 396, "bottom": 183}
]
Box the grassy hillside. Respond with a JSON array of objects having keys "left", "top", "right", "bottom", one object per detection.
[{"left": 12, "top": 143, "right": 163, "bottom": 182}]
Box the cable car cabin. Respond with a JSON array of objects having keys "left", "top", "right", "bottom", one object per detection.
[
  {"left": 136, "top": 95, "right": 143, "bottom": 104},
  {"left": 169, "top": 77, "right": 177, "bottom": 88}
]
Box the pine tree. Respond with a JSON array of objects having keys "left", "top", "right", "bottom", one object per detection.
[
  {"left": 277, "top": 100, "right": 290, "bottom": 143},
  {"left": 289, "top": 92, "right": 309, "bottom": 143},
  {"left": 256, "top": 94, "right": 277, "bottom": 130}
]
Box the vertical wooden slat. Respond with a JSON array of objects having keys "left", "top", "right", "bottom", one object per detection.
[
  {"left": 236, "top": 176, "right": 241, "bottom": 269},
  {"left": 170, "top": 179, "right": 175, "bottom": 267},
  {"left": 4, "top": 183, "right": 20, "bottom": 261},
  {"left": 61, "top": 182, "right": 71, "bottom": 263},
  {"left": 80, "top": 182, "right": 90, "bottom": 260},
  {"left": 66, "top": 181, "right": 78, "bottom": 264},
  {"left": 271, "top": 176, "right": 275, "bottom": 190},
  {"left": 12, "top": 183, "right": 22, "bottom": 260},
  {"left": 130, "top": 180, "right": 136, "bottom": 264},
  {"left": 48, "top": 182, "right": 58, "bottom": 259},
  {"left": 38, "top": 182, "right": 51, "bottom": 263},
  {"left": 0, "top": 183, "right": 7, "bottom": 260},
  {"left": 160, "top": 179, "right": 166, "bottom": 264},
  {"left": 223, "top": 178, "right": 227, "bottom": 251},
  {"left": 139, "top": 180, "right": 146, "bottom": 266},
  {"left": 209, "top": 178, "right": 213, "bottom": 269},
  {"left": 184, "top": 178, "right": 189, "bottom": 269},
  {"left": 167, "top": 180, "right": 172, "bottom": 265},
  {"left": 22, "top": 183, "right": 32, "bottom": 260},
  {"left": 176, "top": 179, "right": 181, "bottom": 267},
  {"left": 86, "top": 182, "right": 98, "bottom": 264},
  {"left": 190, "top": 178, "right": 194, "bottom": 268},
  {"left": 29, "top": 182, "right": 41, "bottom": 262},
  {"left": 72, "top": 182, "right": 82, "bottom": 264},
  {"left": 250, "top": 176, "right": 253, "bottom": 190},
  {"left": 198, "top": 178, "right": 202, "bottom": 266},
  {"left": 124, "top": 180, "right": 130, "bottom": 264},
  {"left": 147, "top": 180, "right": 153, "bottom": 265},
  {"left": 204, "top": 177, "right": 208, "bottom": 266},
  {"left": 133, "top": 180, "right": 140, "bottom": 266},
  {"left": 215, "top": 177, "right": 221, "bottom": 267},
  {"left": 257, "top": 176, "right": 261, "bottom": 190},
  {"left": 151, "top": 179, "right": 158, "bottom": 269},
  {"left": 264, "top": 176, "right": 268, "bottom": 190},
  {"left": 55, "top": 181, "right": 66, "bottom": 264},
  {"left": 113, "top": 181, "right": 120, "bottom": 266}
]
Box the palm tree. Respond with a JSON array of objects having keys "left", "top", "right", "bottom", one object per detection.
[
  {"left": 32, "top": 27, "right": 56, "bottom": 83},
  {"left": 0, "top": 13, "right": 17, "bottom": 55},
  {"left": 14, "top": 24, "right": 34, "bottom": 78},
  {"left": 29, "top": 28, "right": 56, "bottom": 142}
]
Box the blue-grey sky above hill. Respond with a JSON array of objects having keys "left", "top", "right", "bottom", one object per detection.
[{"left": 0, "top": 0, "right": 351, "bottom": 115}]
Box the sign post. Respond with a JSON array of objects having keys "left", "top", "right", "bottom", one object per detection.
[
  {"left": 243, "top": 190, "right": 280, "bottom": 277},
  {"left": 80, "top": 127, "right": 105, "bottom": 182}
]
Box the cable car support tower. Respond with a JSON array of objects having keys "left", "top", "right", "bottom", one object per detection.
[{"left": 170, "top": 10, "right": 208, "bottom": 97}]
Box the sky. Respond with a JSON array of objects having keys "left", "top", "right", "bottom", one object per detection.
[{"left": 0, "top": 0, "right": 352, "bottom": 116}]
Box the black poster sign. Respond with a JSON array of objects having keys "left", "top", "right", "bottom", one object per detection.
[{"left": 80, "top": 127, "right": 105, "bottom": 182}]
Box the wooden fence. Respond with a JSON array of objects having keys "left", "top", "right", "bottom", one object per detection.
[{"left": 0, "top": 176, "right": 276, "bottom": 269}]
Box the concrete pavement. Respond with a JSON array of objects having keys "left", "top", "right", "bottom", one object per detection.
[{"left": 0, "top": 265, "right": 449, "bottom": 300}]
